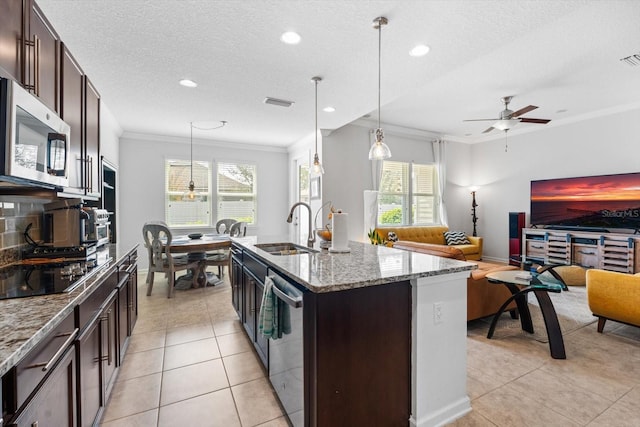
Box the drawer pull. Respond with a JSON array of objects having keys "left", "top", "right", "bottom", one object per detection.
[
  {"left": 531, "top": 245, "right": 544, "bottom": 249},
  {"left": 24, "top": 328, "right": 79, "bottom": 372}
]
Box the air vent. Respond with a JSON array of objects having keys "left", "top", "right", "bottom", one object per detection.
[
  {"left": 620, "top": 52, "right": 640, "bottom": 66},
  {"left": 264, "top": 97, "right": 294, "bottom": 107}
]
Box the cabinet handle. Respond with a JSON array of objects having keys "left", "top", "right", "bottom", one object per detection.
[
  {"left": 89, "top": 156, "right": 94, "bottom": 192},
  {"left": 100, "top": 309, "right": 113, "bottom": 365},
  {"left": 35, "top": 35, "right": 40, "bottom": 97},
  {"left": 532, "top": 245, "right": 544, "bottom": 249},
  {"left": 24, "top": 328, "right": 79, "bottom": 372}
]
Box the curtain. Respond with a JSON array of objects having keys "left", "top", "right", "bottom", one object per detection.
[{"left": 432, "top": 139, "right": 448, "bottom": 226}]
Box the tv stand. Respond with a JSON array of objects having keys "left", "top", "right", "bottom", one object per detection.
[
  {"left": 543, "top": 225, "right": 610, "bottom": 233},
  {"left": 522, "top": 228, "right": 640, "bottom": 274}
]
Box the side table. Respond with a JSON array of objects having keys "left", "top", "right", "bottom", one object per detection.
[{"left": 485, "top": 270, "right": 567, "bottom": 359}]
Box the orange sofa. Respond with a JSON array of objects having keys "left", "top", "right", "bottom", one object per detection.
[
  {"left": 392, "top": 241, "right": 517, "bottom": 321},
  {"left": 374, "top": 225, "right": 482, "bottom": 260}
]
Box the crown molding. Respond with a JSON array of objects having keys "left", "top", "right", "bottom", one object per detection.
[{"left": 120, "top": 131, "right": 288, "bottom": 153}]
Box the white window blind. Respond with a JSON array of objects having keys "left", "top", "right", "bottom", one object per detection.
[
  {"left": 217, "top": 162, "right": 257, "bottom": 224},
  {"left": 378, "top": 161, "right": 438, "bottom": 225},
  {"left": 165, "top": 159, "right": 211, "bottom": 227}
]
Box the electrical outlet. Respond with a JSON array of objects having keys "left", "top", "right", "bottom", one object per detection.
[{"left": 434, "top": 302, "right": 443, "bottom": 324}]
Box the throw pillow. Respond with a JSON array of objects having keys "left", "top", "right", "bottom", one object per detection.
[
  {"left": 387, "top": 231, "right": 399, "bottom": 242},
  {"left": 444, "top": 231, "right": 471, "bottom": 245}
]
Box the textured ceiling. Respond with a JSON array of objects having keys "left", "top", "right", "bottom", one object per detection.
[{"left": 36, "top": 0, "right": 640, "bottom": 146}]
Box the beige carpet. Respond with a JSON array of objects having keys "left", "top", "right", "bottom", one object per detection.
[{"left": 468, "top": 285, "right": 597, "bottom": 343}]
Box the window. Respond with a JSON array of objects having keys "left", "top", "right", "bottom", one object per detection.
[
  {"left": 217, "top": 162, "right": 257, "bottom": 224},
  {"left": 378, "top": 161, "right": 438, "bottom": 225},
  {"left": 165, "top": 159, "right": 212, "bottom": 227}
]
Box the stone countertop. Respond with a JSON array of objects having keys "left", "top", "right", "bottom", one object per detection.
[
  {"left": 232, "top": 236, "right": 476, "bottom": 293},
  {"left": 0, "top": 244, "right": 138, "bottom": 378}
]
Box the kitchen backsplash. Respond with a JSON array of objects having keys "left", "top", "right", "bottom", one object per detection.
[{"left": 0, "top": 196, "right": 50, "bottom": 266}]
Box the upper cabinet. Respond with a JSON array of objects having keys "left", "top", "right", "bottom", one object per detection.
[
  {"left": 60, "top": 44, "right": 84, "bottom": 190},
  {"left": 0, "top": 0, "right": 103, "bottom": 197},
  {"left": 84, "top": 77, "right": 100, "bottom": 197},
  {"left": 59, "top": 43, "right": 101, "bottom": 198},
  {"left": 24, "top": 0, "right": 60, "bottom": 112},
  {"left": 0, "top": 0, "right": 23, "bottom": 80}
]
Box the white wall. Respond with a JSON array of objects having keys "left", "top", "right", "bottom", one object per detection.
[
  {"left": 322, "top": 123, "right": 440, "bottom": 242},
  {"left": 119, "top": 133, "right": 289, "bottom": 269},
  {"left": 469, "top": 107, "right": 640, "bottom": 261},
  {"left": 100, "top": 103, "right": 122, "bottom": 167}
]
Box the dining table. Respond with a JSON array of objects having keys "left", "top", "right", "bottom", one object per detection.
[{"left": 165, "top": 233, "right": 232, "bottom": 288}]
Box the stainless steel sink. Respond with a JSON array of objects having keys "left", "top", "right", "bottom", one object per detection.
[{"left": 254, "top": 242, "right": 318, "bottom": 256}]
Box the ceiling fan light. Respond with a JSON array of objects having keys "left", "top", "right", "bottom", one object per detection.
[{"left": 493, "top": 118, "right": 520, "bottom": 131}]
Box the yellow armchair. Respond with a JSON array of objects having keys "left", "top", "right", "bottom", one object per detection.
[{"left": 586, "top": 269, "right": 640, "bottom": 332}]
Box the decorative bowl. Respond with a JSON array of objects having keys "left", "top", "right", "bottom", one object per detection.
[
  {"left": 316, "top": 228, "right": 332, "bottom": 242},
  {"left": 188, "top": 233, "right": 203, "bottom": 240}
]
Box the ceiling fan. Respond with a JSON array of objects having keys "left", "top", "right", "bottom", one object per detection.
[{"left": 464, "top": 96, "right": 551, "bottom": 134}]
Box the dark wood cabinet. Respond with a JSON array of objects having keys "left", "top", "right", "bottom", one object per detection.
[
  {"left": 9, "top": 346, "right": 77, "bottom": 427},
  {"left": 59, "top": 46, "right": 101, "bottom": 198},
  {"left": 230, "top": 244, "right": 242, "bottom": 317},
  {"left": 116, "top": 254, "right": 138, "bottom": 363},
  {"left": 242, "top": 268, "right": 257, "bottom": 341},
  {"left": 60, "top": 44, "right": 84, "bottom": 191},
  {"left": 24, "top": 0, "right": 60, "bottom": 112},
  {"left": 0, "top": 0, "right": 59, "bottom": 112},
  {"left": 77, "top": 314, "right": 101, "bottom": 427},
  {"left": 84, "top": 77, "right": 100, "bottom": 197},
  {"left": 0, "top": 0, "right": 23, "bottom": 80},
  {"left": 76, "top": 284, "right": 118, "bottom": 427},
  {"left": 239, "top": 249, "right": 268, "bottom": 367}
]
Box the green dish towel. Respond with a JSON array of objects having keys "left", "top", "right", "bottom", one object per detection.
[{"left": 258, "top": 276, "right": 292, "bottom": 339}]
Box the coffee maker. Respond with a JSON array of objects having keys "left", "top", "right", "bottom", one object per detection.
[{"left": 43, "top": 198, "right": 91, "bottom": 247}]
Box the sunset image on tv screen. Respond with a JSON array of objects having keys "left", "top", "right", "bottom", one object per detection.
[{"left": 530, "top": 173, "right": 640, "bottom": 230}]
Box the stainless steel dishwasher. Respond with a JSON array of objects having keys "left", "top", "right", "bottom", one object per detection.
[{"left": 266, "top": 272, "right": 305, "bottom": 427}]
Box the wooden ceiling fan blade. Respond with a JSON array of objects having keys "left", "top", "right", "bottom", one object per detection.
[
  {"left": 512, "top": 105, "right": 538, "bottom": 117},
  {"left": 463, "top": 118, "right": 499, "bottom": 122},
  {"left": 519, "top": 118, "right": 551, "bottom": 124},
  {"left": 482, "top": 126, "right": 495, "bottom": 133}
]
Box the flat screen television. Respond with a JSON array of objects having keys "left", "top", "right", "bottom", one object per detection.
[{"left": 530, "top": 172, "right": 640, "bottom": 232}]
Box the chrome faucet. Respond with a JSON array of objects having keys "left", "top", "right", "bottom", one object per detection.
[{"left": 287, "top": 202, "right": 316, "bottom": 248}]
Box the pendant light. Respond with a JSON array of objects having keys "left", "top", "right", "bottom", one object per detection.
[
  {"left": 311, "top": 76, "right": 324, "bottom": 175},
  {"left": 181, "top": 120, "right": 227, "bottom": 201},
  {"left": 183, "top": 121, "right": 202, "bottom": 201},
  {"left": 368, "top": 16, "right": 392, "bottom": 161}
]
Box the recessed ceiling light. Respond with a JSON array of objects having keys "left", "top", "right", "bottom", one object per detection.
[
  {"left": 281, "top": 31, "right": 301, "bottom": 45},
  {"left": 323, "top": 106, "right": 335, "bottom": 113},
  {"left": 409, "top": 44, "right": 430, "bottom": 57},
  {"left": 179, "top": 79, "right": 198, "bottom": 88}
]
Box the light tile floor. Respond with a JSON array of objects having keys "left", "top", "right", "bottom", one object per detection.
[
  {"left": 101, "top": 272, "right": 640, "bottom": 426},
  {"left": 100, "top": 271, "right": 288, "bottom": 427}
]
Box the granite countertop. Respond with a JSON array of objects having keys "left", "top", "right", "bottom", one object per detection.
[
  {"left": 233, "top": 236, "right": 476, "bottom": 293},
  {"left": 0, "top": 244, "right": 138, "bottom": 378}
]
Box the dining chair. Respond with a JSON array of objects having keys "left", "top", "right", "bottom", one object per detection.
[
  {"left": 216, "top": 218, "right": 237, "bottom": 234},
  {"left": 229, "top": 221, "right": 247, "bottom": 237},
  {"left": 206, "top": 222, "right": 246, "bottom": 277},
  {"left": 142, "top": 221, "right": 199, "bottom": 298}
]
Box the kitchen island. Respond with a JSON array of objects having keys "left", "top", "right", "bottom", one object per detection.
[{"left": 232, "top": 236, "right": 474, "bottom": 427}]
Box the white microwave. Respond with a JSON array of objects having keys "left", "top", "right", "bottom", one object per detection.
[{"left": 0, "top": 78, "right": 70, "bottom": 188}]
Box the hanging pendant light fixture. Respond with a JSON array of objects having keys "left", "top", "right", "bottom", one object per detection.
[
  {"left": 311, "top": 76, "right": 324, "bottom": 175},
  {"left": 368, "top": 16, "right": 392, "bottom": 161},
  {"left": 182, "top": 120, "right": 227, "bottom": 202},
  {"left": 183, "top": 121, "right": 202, "bottom": 201}
]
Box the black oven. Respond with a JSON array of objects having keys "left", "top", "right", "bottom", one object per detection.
[{"left": 0, "top": 78, "right": 70, "bottom": 188}]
